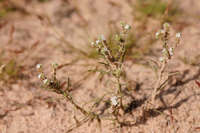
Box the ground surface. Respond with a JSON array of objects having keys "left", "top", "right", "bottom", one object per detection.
[{"left": 0, "top": 0, "right": 200, "bottom": 133}]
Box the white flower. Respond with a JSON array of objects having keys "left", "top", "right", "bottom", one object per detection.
[
  {"left": 156, "top": 31, "right": 160, "bottom": 36},
  {"left": 38, "top": 73, "right": 43, "bottom": 79},
  {"left": 96, "top": 40, "right": 100, "bottom": 45},
  {"left": 100, "top": 35, "right": 106, "bottom": 41},
  {"left": 110, "top": 96, "right": 118, "bottom": 106},
  {"left": 91, "top": 41, "right": 95, "bottom": 46},
  {"left": 169, "top": 47, "right": 174, "bottom": 56},
  {"left": 36, "top": 64, "right": 42, "bottom": 69},
  {"left": 155, "top": 31, "right": 160, "bottom": 39},
  {"left": 43, "top": 79, "right": 49, "bottom": 85},
  {"left": 176, "top": 32, "right": 181, "bottom": 38},
  {"left": 159, "top": 57, "right": 165, "bottom": 62},
  {"left": 103, "top": 47, "right": 108, "bottom": 52},
  {"left": 124, "top": 24, "right": 131, "bottom": 30}
]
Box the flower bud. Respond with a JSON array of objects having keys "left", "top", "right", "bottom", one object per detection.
[
  {"left": 176, "top": 32, "right": 181, "bottom": 38},
  {"left": 43, "top": 79, "right": 49, "bottom": 85},
  {"left": 155, "top": 31, "right": 161, "bottom": 39},
  {"left": 159, "top": 57, "right": 165, "bottom": 62},
  {"left": 96, "top": 40, "right": 100, "bottom": 45},
  {"left": 124, "top": 24, "right": 131, "bottom": 30},
  {"left": 38, "top": 73, "right": 45, "bottom": 79},
  {"left": 36, "top": 64, "right": 42, "bottom": 70},
  {"left": 169, "top": 47, "right": 174, "bottom": 56},
  {"left": 110, "top": 96, "right": 118, "bottom": 106},
  {"left": 91, "top": 41, "right": 95, "bottom": 46}
]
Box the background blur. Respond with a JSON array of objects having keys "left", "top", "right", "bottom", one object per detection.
[{"left": 0, "top": 0, "right": 200, "bottom": 133}]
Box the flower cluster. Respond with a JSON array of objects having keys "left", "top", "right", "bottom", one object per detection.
[
  {"left": 110, "top": 96, "right": 118, "bottom": 106},
  {"left": 150, "top": 22, "right": 182, "bottom": 105},
  {"left": 91, "top": 22, "right": 131, "bottom": 66},
  {"left": 37, "top": 64, "right": 50, "bottom": 85},
  {"left": 90, "top": 23, "right": 132, "bottom": 115},
  {"left": 36, "top": 63, "right": 60, "bottom": 91},
  {"left": 155, "top": 23, "right": 181, "bottom": 62}
]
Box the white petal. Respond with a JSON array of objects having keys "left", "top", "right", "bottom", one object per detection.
[
  {"left": 124, "top": 24, "right": 131, "bottom": 30},
  {"left": 36, "top": 64, "right": 42, "bottom": 69},
  {"left": 96, "top": 40, "right": 100, "bottom": 45},
  {"left": 43, "top": 79, "right": 49, "bottom": 85},
  {"left": 176, "top": 32, "right": 181, "bottom": 38},
  {"left": 110, "top": 96, "right": 118, "bottom": 106}
]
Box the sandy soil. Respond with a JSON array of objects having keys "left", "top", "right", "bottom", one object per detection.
[{"left": 0, "top": 0, "right": 200, "bottom": 133}]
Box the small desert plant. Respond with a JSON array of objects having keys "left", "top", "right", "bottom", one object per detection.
[
  {"left": 37, "top": 22, "right": 137, "bottom": 131},
  {"left": 37, "top": 63, "right": 101, "bottom": 132},
  {"left": 148, "top": 22, "right": 181, "bottom": 106},
  {"left": 90, "top": 22, "right": 135, "bottom": 125},
  {"left": 37, "top": 22, "right": 182, "bottom": 132}
]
